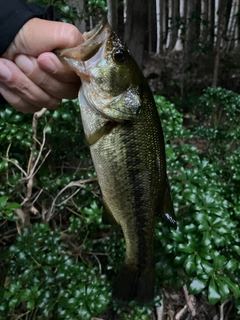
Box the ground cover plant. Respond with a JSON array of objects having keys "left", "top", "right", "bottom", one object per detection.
[{"left": 0, "top": 86, "right": 240, "bottom": 319}]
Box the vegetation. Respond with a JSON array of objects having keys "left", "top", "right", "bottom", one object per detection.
[{"left": 1, "top": 88, "right": 240, "bottom": 319}]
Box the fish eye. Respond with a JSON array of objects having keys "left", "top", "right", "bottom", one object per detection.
[{"left": 113, "top": 48, "right": 127, "bottom": 63}]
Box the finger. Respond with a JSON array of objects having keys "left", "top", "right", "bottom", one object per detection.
[
  {"left": 37, "top": 52, "right": 80, "bottom": 83},
  {"left": 0, "top": 58, "right": 60, "bottom": 110},
  {"left": 3, "top": 19, "right": 84, "bottom": 59},
  {"left": 0, "top": 83, "right": 42, "bottom": 113},
  {"left": 15, "top": 54, "right": 80, "bottom": 99}
]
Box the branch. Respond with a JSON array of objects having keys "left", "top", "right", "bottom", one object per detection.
[
  {"left": 220, "top": 298, "right": 230, "bottom": 320},
  {"left": 46, "top": 178, "right": 96, "bottom": 221},
  {"left": 183, "top": 284, "right": 197, "bottom": 317}
]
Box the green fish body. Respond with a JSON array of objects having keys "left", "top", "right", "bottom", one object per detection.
[{"left": 57, "top": 20, "right": 176, "bottom": 303}]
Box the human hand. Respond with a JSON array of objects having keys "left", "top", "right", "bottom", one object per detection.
[{"left": 0, "top": 18, "right": 84, "bottom": 113}]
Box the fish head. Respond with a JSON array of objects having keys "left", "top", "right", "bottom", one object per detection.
[{"left": 56, "top": 19, "right": 143, "bottom": 121}]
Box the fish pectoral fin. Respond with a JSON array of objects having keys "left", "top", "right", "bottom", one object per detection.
[
  {"left": 102, "top": 198, "right": 118, "bottom": 226},
  {"left": 85, "top": 121, "right": 118, "bottom": 146},
  {"left": 162, "top": 179, "right": 177, "bottom": 229}
]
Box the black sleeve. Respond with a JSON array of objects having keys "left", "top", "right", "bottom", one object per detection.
[{"left": 0, "top": 0, "right": 61, "bottom": 56}]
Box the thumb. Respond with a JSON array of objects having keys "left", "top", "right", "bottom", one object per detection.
[{"left": 4, "top": 18, "right": 84, "bottom": 59}]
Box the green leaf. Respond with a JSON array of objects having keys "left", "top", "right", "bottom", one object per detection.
[
  {"left": 220, "top": 276, "right": 240, "bottom": 298},
  {"left": 201, "top": 231, "right": 211, "bottom": 246},
  {"left": 177, "top": 243, "right": 194, "bottom": 254},
  {"left": 9, "top": 297, "right": 19, "bottom": 309},
  {"left": 19, "top": 289, "right": 32, "bottom": 302},
  {"left": 174, "top": 255, "right": 186, "bottom": 265},
  {"left": 189, "top": 278, "right": 206, "bottom": 294},
  {"left": 217, "top": 278, "right": 230, "bottom": 302},
  {"left": 208, "top": 278, "right": 221, "bottom": 305},
  {"left": 212, "top": 252, "right": 227, "bottom": 269},
  {"left": 45, "top": 124, "right": 52, "bottom": 134},
  {"left": 27, "top": 299, "right": 35, "bottom": 310},
  {"left": 6, "top": 202, "right": 21, "bottom": 210},
  {"left": 201, "top": 260, "right": 214, "bottom": 275},
  {"left": 0, "top": 196, "right": 8, "bottom": 208},
  {"left": 233, "top": 245, "right": 240, "bottom": 255},
  {"left": 170, "top": 229, "right": 184, "bottom": 242},
  {"left": 184, "top": 254, "right": 196, "bottom": 275}
]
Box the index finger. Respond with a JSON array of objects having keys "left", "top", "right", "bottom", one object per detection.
[{"left": 4, "top": 18, "right": 85, "bottom": 59}]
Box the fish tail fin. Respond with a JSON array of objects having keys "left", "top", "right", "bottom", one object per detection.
[{"left": 112, "top": 263, "right": 154, "bottom": 304}]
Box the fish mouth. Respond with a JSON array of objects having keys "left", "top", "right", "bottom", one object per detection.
[{"left": 55, "top": 18, "right": 110, "bottom": 63}]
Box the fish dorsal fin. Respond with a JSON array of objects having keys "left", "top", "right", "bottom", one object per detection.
[{"left": 102, "top": 198, "right": 118, "bottom": 226}]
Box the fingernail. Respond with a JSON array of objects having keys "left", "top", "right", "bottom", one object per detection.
[
  {"left": 0, "top": 63, "right": 12, "bottom": 80},
  {"left": 15, "top": 55, "right": 35, "bottom": 74}
]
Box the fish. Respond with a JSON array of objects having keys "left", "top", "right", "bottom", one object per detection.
[{"left": 56, "top": 19, "right": 176, "bottom": 304}]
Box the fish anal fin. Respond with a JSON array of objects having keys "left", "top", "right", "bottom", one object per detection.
[
  {"left": 163, "top": 179, "right": 177, "bottom": 229},
  {"left": 157, "top": 178, "right": 177, "bottom": 228},
  {"left": 102, "top": 198, "right": 118, "bottom": 226}
]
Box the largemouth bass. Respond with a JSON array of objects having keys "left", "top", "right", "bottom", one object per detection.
[{"left": 57, "top": 19, "right": 176, "bottom": 304}]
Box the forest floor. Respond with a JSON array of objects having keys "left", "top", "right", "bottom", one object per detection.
[{"left": 96, "top": 287, "right": 238, "bottom": 320}]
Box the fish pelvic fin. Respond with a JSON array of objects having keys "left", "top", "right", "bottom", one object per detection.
[
  {"left": 112, "top": 263, "right": 154, "bottom": 304},
  {"left": 163, "top": 178, "right": 177, "bottom": 229}
]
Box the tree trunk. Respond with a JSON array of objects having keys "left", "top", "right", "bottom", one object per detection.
[
  {"left": 148, "top": 0, "right": 157, "bottom": 53},
  {"left": 212, "top": 0, "right": 227, "bottom": 87},
  {"left": 167, "top": 0, "right": 180, "bottom": 51},
  {"left": 185, "top": 0, "right": 198, "bottom": 53},
  {"left": 225, "top": 0, "right": 237, "bottom": 51},
  {"left": 173, "top": 0, "right": 184, "bottom": 51},
  {"left": 107, "top": 0, "right": 118, "bottom": 32},
  {"left": 209, "top": 0, "right": 215, "bottom": 47},
  {"left": 156, "top": 0, "right": 161, "bottom": 54},
  {"left": 66, "top": 0, "right": 85, "bottom": 33},
  {"left": 159, "top": 0, "right": 167, "bottom": 53},
  {"left": 184, "top": 0, "right": 198, "bottom": 69},
  {"left": 201, "top": 0, "right": 209, "bottom": 45},
  {"left": 124, "top": 0, "right": 148, "bottom": 67}
]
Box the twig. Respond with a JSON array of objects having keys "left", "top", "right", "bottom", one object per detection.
[
  {"left": 175, "top": 305, "right": 188, "bottom": 320},
  {"left": 156, "top": 303, "right": 164, "bottom": 320},
  {"left": 23, "top": 109, "right": 49, "bottom": 207},
  {"left": 57, "top": 187, "right": 81, "bottom": 207},
  {"left": 46, "top": 178, "right": 96, "bottom": 221},
  {"left": 27, "top": 111, "right": 48, "bottom": 179},
  {"left": 3, "top": 157, "right": 27, "bottom": 177},
  {"left": 183, "top": 284, "right": 197, "bottom": 317},
  {"left": 220, "top": 298, "right": 230, "bottom": 320}
]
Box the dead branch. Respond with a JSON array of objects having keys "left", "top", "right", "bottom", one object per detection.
[
  {"left": 46, "top": 178, "right": 96, "bottom": 221},
  {"left": 24, "top": 108, "right": 48, "bottom": 204},
  {"left": 220, "top": 298, "right": 230, "bottom": 320},
  {"left": 156, "top": 303, "right": 164, "bottom": 320},
  {"left": 183, "top": 284, "right": 197, "bottom": 317},
  {"left": 175, "top": 305, "right": 188, "bottom": 320}
]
